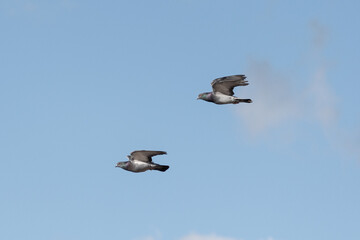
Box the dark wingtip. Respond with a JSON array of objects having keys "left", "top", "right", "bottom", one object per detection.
[{"left": 156, "top": 165, "right": 169, "bottom": 172}]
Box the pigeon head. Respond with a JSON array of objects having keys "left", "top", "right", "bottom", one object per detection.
[
  {"left": 115, "top": 161, "right": 128, "bottom": 169},
  {"left": 197, "top": 92, "right": 212, "bottom": 102}
]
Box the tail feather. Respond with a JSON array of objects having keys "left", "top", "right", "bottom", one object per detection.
[
  {"left": 234, "top": 98, "right": 252, "bottom": 104},
  {"left": 153, "top": 164, "right": 169, "bottom": 172}
]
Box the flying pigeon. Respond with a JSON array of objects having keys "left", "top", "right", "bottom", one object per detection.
[
  {"left": 115, "top": 150, "right": 169, "bottom": 173},
  {"left": 197, "top": 75, "right": 252, "bottom": 104}
]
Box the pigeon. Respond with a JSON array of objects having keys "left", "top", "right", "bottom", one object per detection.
[
  {"left": 197, "top": 75, "right": 252, "bottom": 104},
  {"left": 115, "top": 150, "right": 169, "bottom": 173}
]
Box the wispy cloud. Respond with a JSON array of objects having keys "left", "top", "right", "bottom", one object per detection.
[
  {"left": 238, "top": 54, "right": 338, "bottom": 137},
  {"left": 237, "top": 59, "right": 302, "bottom": 137},
  {"left": 237, "top": 20, "right": 335, "bottom": 136},
  {"left": 258, "top": 237, "right": 275, "bottom": 240},
  {"left": 236, "top": 20, "right": 359, "bottom": 160},
  {"left": 135, "top": 230, "right": 162, "bottom": 240},
  {"left": 179, "top": 233, "right": 240, "bottom": 240},
  {"left": 138, "top": 233, "right": 275, "bottom": 240},
  {"left": 137, "top": 237, "right": 156, "bottom": 240},
  {"left": 307, "top": 20, "right": 338, "bottom": 131}
]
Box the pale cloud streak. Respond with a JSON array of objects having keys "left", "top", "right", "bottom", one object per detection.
[
  {"left": 237, "top": 20, "right": 336, "bottom": 135},
  {"left": 236, "top": 20, "right": 359, "bottom": 160},
  {"left": 138, "top": 233, "right": 275, "bottom": 240},
  {"left": 179, "top": 233, "right": 239, "bottom": 240},
  {"left": 137, "top": 237, "right": 156, "bottom": 240},
  {"left": 237, "top": 59, "right": 302, "bottom": 137}
]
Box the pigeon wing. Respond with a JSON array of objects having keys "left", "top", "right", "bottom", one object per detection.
[
  {"left": 211, "top": 75, "right": 248, "bottom": 96},
  {"left": 130, "top": 150, "right": 167, "bottom": 163}
]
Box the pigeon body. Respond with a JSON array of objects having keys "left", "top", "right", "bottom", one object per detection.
[
  {"left": 197, "top": 75, "right": 252, "bottom": 104},
  {"left": 116, "top": 150, "right": 169, "bottom": 173}
]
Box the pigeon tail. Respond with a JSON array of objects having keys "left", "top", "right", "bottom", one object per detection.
[
  {"left": 234, "top": 98, "right": 252, "bottom": 104},
  {"left": 152, "top": 164, "right": 169, "bottom": 172}
]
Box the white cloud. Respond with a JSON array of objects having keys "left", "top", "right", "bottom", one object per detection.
[
  {"left": 237, "top": 21, "right": 335, "bottom": 135},
  {"left": 138, "top": 233, "right": 276, "bottom": 240},
  {"left": 236, "top": 20, "right": 360, "bottom": 160},
  {"left": 137, "top": 237, "right": 156, "bottom": 240},
  {"left": 179, "top": 233, "right": 239, "bottom": 240},
  {"left": 258, "top": 237, "right": 275, "bottom": 240},
  {"left": 237, "top": 59, "right": 302, "bottom": 136},
  {"left": 135, "top": 230, "right": 162, "bottom": 240},
  {"left": 136, "top": 233, "right": 278, "bottom": 240},
  {"left": 238, "top": 57, "right": 338, "bottom": 137}
]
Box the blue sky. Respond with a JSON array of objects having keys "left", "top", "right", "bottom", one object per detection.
[{"left": 1, "top": 1, "right": 360, "bottom": 240}]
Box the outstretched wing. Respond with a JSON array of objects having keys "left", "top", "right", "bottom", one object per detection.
[
  {"left": 211, "top": 75, "right": 248, "bottom": 96},
  {"left": 130, "top": 150, "right": 167, "bottom": 163}
]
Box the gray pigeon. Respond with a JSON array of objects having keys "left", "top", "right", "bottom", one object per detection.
[
  {"left": 115, "top": 150, "right": 169, "bottom": 173},
  {"left": 197, "top": 75, "right": 252, "bottom": 104}
]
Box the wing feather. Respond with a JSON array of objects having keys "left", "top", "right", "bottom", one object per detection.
[
  {"left": 130, "top": 150, "right": 167, "bottom": 163},
  {"left": 211, "top": 75, "right": 248, "bottom": 96}
]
